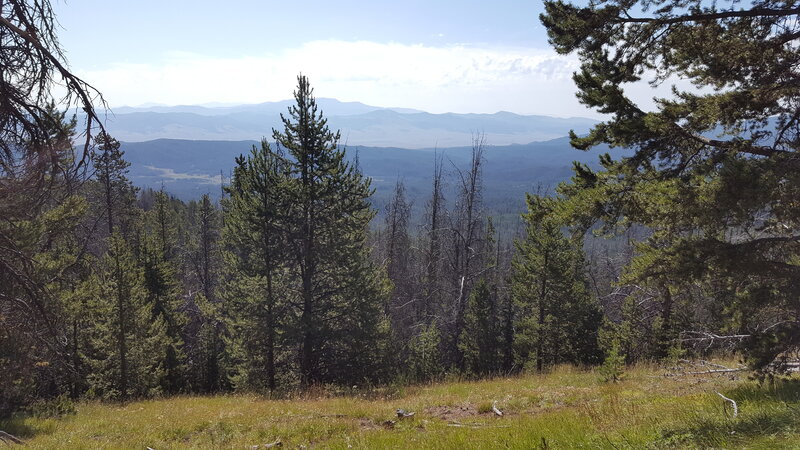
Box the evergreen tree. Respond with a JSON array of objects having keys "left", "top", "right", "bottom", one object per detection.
[
  {"left": 221, "top": 140, "right": 287, "bottom": 391},
  {"left": 404, "top": 324, "right": 443, "bottom": 382},
  {"left": 512, "top": 194, "right": 602, "bottom": 370},
  {"left": 498, "top": 285, "right": 516, "bottom": 373},
  {"left": 90, "top": 133, "right": 138, "bottom": 238},
  {"left": 541, "top": 0, "right": 800, "bottom": 371},
  {"left": 0, "top": 104, "right": 90, "bottom": 412},
  {"left": 0, "top": 0, "right": 103, "bottom": 165},
  {"left": 273, "top": 75, "right": 389, "bottom": 386},
  {"left": 141, "top": 190, "right": 187, "bottom": 394},
  {"left": 82, "top": 233, "right": 168, "bottom": 399},
  {"left": 458, "top": 278, "right": 500, "bottom": 376},
  {"left": 188, "top": 194, "right": 224, "bottom": 392}
]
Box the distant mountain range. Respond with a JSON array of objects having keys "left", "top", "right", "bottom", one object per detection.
[
  {"left": 107, "top": 99, "right": 617, "bottom": 219},
  {"left": 113, "top": 98, "right": 424, "bottom": 116},
  {"left": 100, "top": 98, "right": 599, "bottom": 148},
  {"left": 122, "top": 137, "right": 626, "bottom": 218}
]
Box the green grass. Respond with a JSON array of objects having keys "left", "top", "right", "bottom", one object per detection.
[{"left": 3, "top": 364, "right": 799, "bottom": 449}]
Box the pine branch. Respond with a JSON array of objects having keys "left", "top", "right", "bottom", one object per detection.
[{"left": 614, "top": 7, "right": 800, "bottom": 25}]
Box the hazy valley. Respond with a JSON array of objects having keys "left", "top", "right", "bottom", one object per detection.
[{"left": 102, "top": 98, "right": 599, "bottom": 148}]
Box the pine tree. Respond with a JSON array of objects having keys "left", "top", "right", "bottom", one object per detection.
[
  {"left": 90, "top": 133, "right": 138, "bottom": 238},
  {"left": 541, "top": 0, "right": 800, "bottom": 372},
  {"left": 188, "top": 194, "right": 224, "bottom": 392},
  {"left": 83, "top": 233, "right": 167, "bottom": 399},
  {"left": 0, "top": 104, "right": 90, "bottom": 411},
  {"left": 141, "top": 190, "right": 187, "bottom": 394},
  {"left": 458, "top": 278, "right": 500, "bottom": 376},
  {"left": 273, "top": 75, "right": 389, "bottom": 386},
  {"left": 404, "top": 323, "right": 443, "bottom": 382},
  {"left": 512, "top": 194, "right": 602, "bottom": 370},
  {"left": 221, "top": 139, "right": 287, "bottom": 391}
]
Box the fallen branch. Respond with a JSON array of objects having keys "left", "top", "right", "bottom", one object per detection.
[
  {"left": 769, "top": 360, "right": 800, "bottom": 373},
  {"left": 679, "top": 331, "right": 749, "bottom": 351},
  {"left": 491, "top": 401, "right": 503, "bottom": 417},
  {"left": 674, "top": 359, "right": 747, "bottom": 376},
  {"left": 699, "top": 360, "right": 734, "bottom": 370},
  {"left": 716, "top": 392, "right": 739, "bottom": 418},
  {"left": 447, "top": 421, "right": 511, "bottom": 428},
  {"left": 688, "top": 368, "right": 747, "bottom": 375},
  {"left": 249, "top": 440, "right": 281, "bottom": 449},
  {"left": 680, "top": 332, "right": 750, "bottom": 341},
  {"left": 0, "top": 431, "right": 23, "bottom": 445}
]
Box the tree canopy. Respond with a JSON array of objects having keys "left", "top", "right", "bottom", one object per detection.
[{"left": 541, "top": 0, "right": 800, "bottom": 372}]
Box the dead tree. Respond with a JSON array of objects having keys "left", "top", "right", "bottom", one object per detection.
[
  {"left": 445, "top": 133, "right": 487, "bottom": 367},
  {"left": 0, "top": 0, "right": 105, "bottom": 170},
  {"left": 384, "top": 179, "right": 417, "bottom": 337},
  {"left": 421, "top": 151, "right": 446, "bottom": 324}
]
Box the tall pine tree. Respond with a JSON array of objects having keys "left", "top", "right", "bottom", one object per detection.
[
  {"left": 222, "top": 140, "right": 288, "bottom": 391},
  {"left": 273, "top": 75, "right": 390, "bottom": 386},
  {"left": 141, "top": 190, "right": 187, "bottom": 394},
  {"left": 188, "top": 194, "right": 225, "bottom": 392}
]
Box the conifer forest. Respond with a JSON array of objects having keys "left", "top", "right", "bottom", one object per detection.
[{"left": 1, "top": 1, "right": 800, "bottom": 445}]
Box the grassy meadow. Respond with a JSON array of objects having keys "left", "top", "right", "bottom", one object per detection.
[{"left": 2, "top": 363, "right": 799, "bottom": 449}]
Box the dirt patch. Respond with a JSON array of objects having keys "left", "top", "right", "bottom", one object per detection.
[
  {"left": 424, "top": 404, "right": 477, "bottom": 421},
  {"left": 358, "top": 418, "right": 379, "bottom": 430},
  {"left": 357, "top": 418, "right": 398, "bottom": 430}
]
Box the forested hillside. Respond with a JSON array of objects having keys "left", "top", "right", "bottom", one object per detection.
[
  {"left": 118, "top": 137, "right": 624, "bottom": 215},
  {"left": 1, "top": 0, "right": 799, "bottom": 446}
]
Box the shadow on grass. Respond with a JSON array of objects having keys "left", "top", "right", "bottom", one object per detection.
[
  {"left": 0, "top": 414, "right": 41, "bottom": 439},
  {"left": 727, "top": 378, "right": 800, "bottom": 404},
  {"left": 656, "top": 379, "right": 800, "bottom": 447}
]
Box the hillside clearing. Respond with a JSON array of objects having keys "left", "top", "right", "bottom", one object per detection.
[{"left": 2, "top": 363, "right": 799, "bottom": 449}]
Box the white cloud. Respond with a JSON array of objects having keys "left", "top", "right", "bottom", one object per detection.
[{"left": 78, "top": 40, "right": 594, "bottom": 117}]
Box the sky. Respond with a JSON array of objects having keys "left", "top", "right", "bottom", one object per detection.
[{"left": 50, "top": 0, "right": 650, "bottom": 117}]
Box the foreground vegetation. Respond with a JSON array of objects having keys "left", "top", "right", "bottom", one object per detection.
[
  {"left": 3, "top": 0, "right": 799, "bottom": 430},
  {"left": 3, "top": 363, "right": 799, "bottom": 449}
]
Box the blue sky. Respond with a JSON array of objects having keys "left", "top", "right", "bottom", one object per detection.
[{"left": 52, "top": 1, "right": 609, "bottom": 116}]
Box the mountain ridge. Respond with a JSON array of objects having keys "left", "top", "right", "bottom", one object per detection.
[{"left": 96, "top": 98, "right": 600, "bottom": 148}]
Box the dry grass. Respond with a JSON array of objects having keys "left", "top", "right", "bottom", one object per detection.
[{"left": 2, "top": 363, "right": 799, "bottom": 449}]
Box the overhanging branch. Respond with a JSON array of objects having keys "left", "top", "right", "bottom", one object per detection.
[{"left": 615, "top": 7, "right": 800, "bottom": 25}]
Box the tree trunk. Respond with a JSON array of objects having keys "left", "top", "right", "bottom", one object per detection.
[
  {"left": 114, "top": 251, "right": 129, "bottom": 398},
  {"left": 265, "top": 269, "right": 277, "bottom": 391},
  {"left": 536, "top": 250, "right": 549, "bottom": 372}
]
